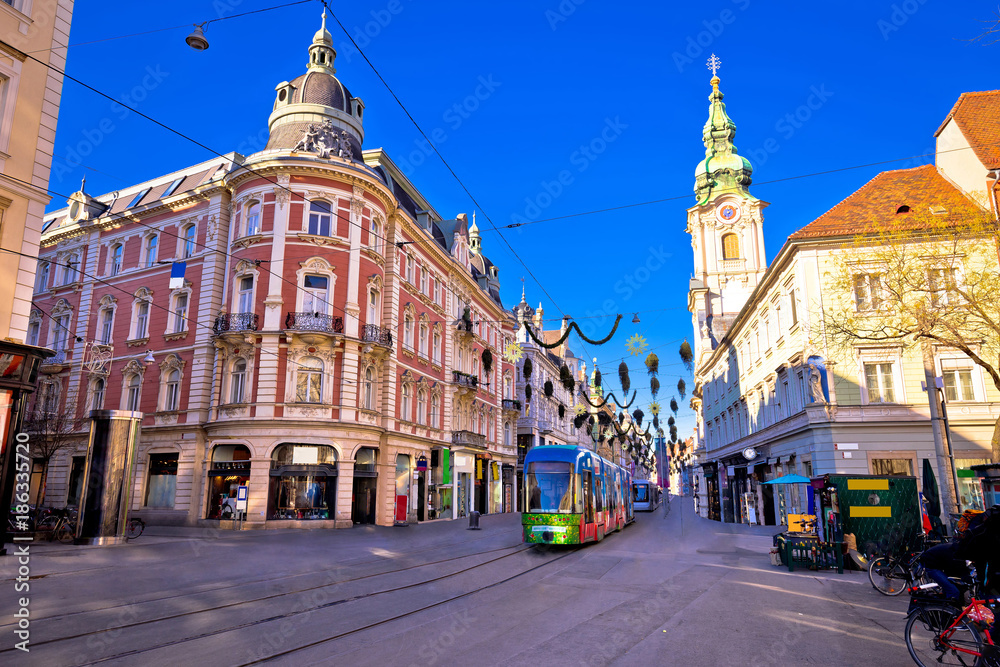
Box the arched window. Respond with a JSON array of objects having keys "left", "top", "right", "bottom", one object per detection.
[
  {"left": 721, "top": 233, "right": 740, "bottom": 260},
  {"left": 431, "top": 394, "right": 440, "bottom": 428},
  {"left": 171, "top": 292, "right": 189, "bottom": 334},
  {"left": 35, "top": 262, "right": 49, "bottom": 292},
  {"left": 369, "top": 218, "right": 381, "bottom": 252},
  {"left": 133, "top": 300, "right": 150, "bottom": 340},
  {"left": 99, "top": 303, "right": 115, "bottom": 344},
  {"left": 245, "top": 201, "right": 261, "bottom": 236},
  {"left": 230, "top": 358, "right": 247, "bottom": 403},
  {"left": 111, "top": 244, "right": 123, "bottom": 276},
  {"left": 163, "top": 369, "right": 181, "bottom": 411},
  {"left": 368, "top": 287, "right": 380, "bottom": 323},
  {"left": 363, "top": 367, "right": 374, "bottom": 410},
  {"left": 296, "top": 356, "right": 323, "bottom": 403},
  {"left": 419, "top": 319, "right": 428, "bottom": 358},
  {"left": 308, "top": 200, "right": 332, "bottom": 236},
  {"left": 126, "top": 374, "right": 141, "bottom": 411},
  {"left": 144, "top": 234, "right": 158, "bottom": 268},
  {"left": 182, "top": 224, "right": 197, "bottom": 258},
  {"left": 417, "top": 388, "right": 427, "bottom": 425},
  {"left": 92, "top": 377, "right": 106, "bottom": 411},
  {"left": 432, "top": 329, "right": 441, "bottom": 364},
  {"left": 401, "top": 383, "right": 411, "bottom": 420},
  {"left": 237, "top": 275, "right": 254, "bottom": 314},
  {"left": 504, "top": 421, "right": 511, "bottom": 448},
  {"left": 403, "top": 312, "right": 414, "bottom": 350}
]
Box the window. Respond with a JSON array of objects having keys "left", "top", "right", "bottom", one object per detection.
[
  {"left": 403, "top": 312, "right": 414, "bottom": 350},
  {"left": 368, "top": 287, "right": 379, "bottom": 323},
  {"left": 406, "top": 255, "right": 414, "bottom": 284},
  {"left": 431, "top": 394, "right": 440, "bottom": 428},
  {"left": 237, "top": 276, "right": 253, "bottom": 313},
  {"left": 768, "top": 304, "right": 780, "bottom": 343},
  {"left": 163, "top": 370, "right": 180, "bottom": 411},
  {"left": 788, "top": 288, "right": 798, "bottom": 325},
  {"left": 417, "top": 388, "right": 427, "bottom": 425},
  {"left": 434, "top": 278, "right": 442, "bottom": 305},
  {"left": 88, "top": 377, "right": 105, "bottom": 412},
  {"left": 52, "top": 314, "right": 70, "bottom": 351},
  {"left": 36, "top": 262, "right": 49, "bottom": 292},
  {"left": 134, "top": 301, "right": 150, "bottom": 339},
  {"left": 126, "top": 374, "right": 141, "bottom": 411},
  {"left": 929, "top": 267, "right": 959, "bottom": 307},
  {"left": 432, "top": 330, "right": 441, "bottom": 364},
  {"left": 302, "top": 275, "right": 329, "bottom": 315},
  {"left": 854, "top": 273, "right": 882, "bottom": 311},
  {"left": 162, "top": 177, "right": 184, "bottom": 198},
  {"left": 111, "top": 244, "right": 123, "bottom": 276},
  {"left": 99, "top": 307, "right": 114, "bottom": 344},
  {"left": 182, "top": 224, "right": 196, "bottom": 258},
  {"left": 369, "top": 218, "right": 381, "bottom": 252},
  {"left": 41, "top": 382, "right": 59, "bottom": 414},
  {"left": 67, "top": 457, "right": 87, "bottom": 507},
  {"left": 308, "top": 200, "right": 332, "bottom": 236},
  {"left": 268, "top": 444, "right": 337, "bottom": 520},
  {"left": 127, "top": 188, "right": 151, "bottom": 209},
  {"left": 246, "top": 201, "right": 261, "bottom": 236},
  {"left": 420, "top": 267, "right": 428, "bottom": 295},
  {"left": 62, "top": 254, "right": 78, "bottom": 285},
  {"left": 942, "top": 358, "right": 976, "bottom": 402},
  {"left": 296, "top": 356, "right": 323, "bottom": 403},
  {"left": 504, "top": 422, "right": 511, "bottom": 448},
  {"left": 145, "top": 453, "right": 179, "bottom": 507},
  {"left": 230, "top": 358, "right": 247, "bottom": 403},
  {"left": 363, "top": 367, "right": 374, "bottom": 410},
  {"left": 27, "top": 319, "right": 39, "bottom": 346},
  {"left": 172, "top": 293, "right": 188, "bottom": 333},
  {"left": 401, "top": 384, "right": 411, "bottom": 420},
  {"left": 419, "top": 321, "right": 428, "bottom": 357},
  {"left": 870, "top": 458, "right": 913, "bottom": 476},
  {"left": 144, "top": 235, "right": 158, "bottom": 268},
  {"left": 864, "top": 362, "right": 896, "bottom": 403},
  {"left": 721, "top": 233, "right": 740, "bottom": 260}
]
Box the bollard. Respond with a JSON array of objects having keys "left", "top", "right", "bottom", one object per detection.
[{"left": 468, "top": 511, "right": 481, "bottom": 530}]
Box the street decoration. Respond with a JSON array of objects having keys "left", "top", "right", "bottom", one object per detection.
[
  {"left": 626, "top": 333, "right": 648, "bottom": 357},
  {"left": 481, "top": 348, "right": 493, "bottom": 374},
  {"left": 524, "top": 314, "right": 622, "bottom": 349},
  {"left": 632, "top": 409, "right": 644, "bottom": 427},
  {"left": 670, "top": 397, "right": 679, "bottom": 415},
  {"left": 503, "top": 340, "right": 523, "bottom": 364},
  {"left": 645, "top": 352, "right": 658, "bottom": 375},
  {"left": 522, "top": 357, "right": 532, "bottom": 379},
  {"left": 560, "top": 364, "right": 575, "bottom": 391},
  {"left": 619, "top": 361, "right": 630, "bottom": 394},
  {"left": 677, "top": 378, "right": 686, "bottom": 399},
  {"left": 575, "top": 403, "right": 588, "bottom": 416},
  {"left": 679, "top": 339, "right": 693, "bottom": 371},
  {"left": 650, "top": 376, "right": 659, "bottom": 398},
  {"left": 543, "top": 380, "right": 554, "bottom": 397}
]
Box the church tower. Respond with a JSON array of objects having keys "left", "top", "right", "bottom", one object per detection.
[{"left": 686, "top": 56, "right": 768, "bottom": 361}]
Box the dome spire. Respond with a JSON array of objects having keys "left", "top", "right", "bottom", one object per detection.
[
  {"left": 308, "top": 10, "right": 336, "bottom": 74},
  {"left": 694, "top": 54, "right": 753, "bottom": 203}
]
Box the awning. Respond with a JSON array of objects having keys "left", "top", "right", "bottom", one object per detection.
[{"left": 762, "top": 474, "right": 811, "bottom": 485}]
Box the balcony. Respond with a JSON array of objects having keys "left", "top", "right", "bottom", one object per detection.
[
  {"left": 452, "top": 430, "right": 486, "bottom": 449},
  {"left": 453, "top": 371, "right": 478, "bottom": 390},
  {"left": 39, "top": 350, "right": 68, "bottom": 374},
  {"left": 214, "top": 312, "right": 258, "bottom": 334},
  {"left": 502, "top": 398, "right": 522, "bottom": 412},
  {"left": 361, "top": 323, "right": 393, "bottom": 348},
  {"left": 285, "top": 313, "right": 344, "bottom": 345},
  {"left": 538, "top": 420, "right": 554, "bottom": 434}
]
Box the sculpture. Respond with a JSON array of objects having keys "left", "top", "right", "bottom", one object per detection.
[{"left": 808, "top": 362, "right": 826, "bottom": 403}]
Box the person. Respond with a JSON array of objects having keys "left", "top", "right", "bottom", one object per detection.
[
  {"left": 919, "top": 542, "right": 968, "bottom": 601},
  {"left": 921, "top": 505, "right": 1000, "bottom": 600}
]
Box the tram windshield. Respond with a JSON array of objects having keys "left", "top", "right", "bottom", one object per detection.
[
  {"left": 633, "top": 484, "right": 648, "bottom": 502},
  {"left": 526, "top": 461, "right": 574, "bottom": 513}
]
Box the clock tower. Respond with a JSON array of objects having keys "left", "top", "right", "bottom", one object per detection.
[{"left": 686, "top": 58, "right": 768, "bottom": 361}]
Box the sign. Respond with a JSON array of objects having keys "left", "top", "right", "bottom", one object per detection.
[
  {"left": 742, "top": 447, "right": 758, "bottom": 462},
  {"left": 235, "top": 485, "right": 248, "bottom": 511},
  {"left": 834, "top": 443, "right": 859, "bottom": 451},
  {"left": 416, "top": 456, "right": 428, "bottom": 471}
]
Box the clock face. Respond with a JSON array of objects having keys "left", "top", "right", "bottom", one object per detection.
[
  {"left": 716, "top": 202, "right": 742, "bottom": 224},
  {"left": 742, "top": 447, "right": 758, "bottom": 461}
]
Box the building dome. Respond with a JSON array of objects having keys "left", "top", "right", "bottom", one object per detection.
[{"left": 285, "top": 70, "right": 353, "bottom": 113}]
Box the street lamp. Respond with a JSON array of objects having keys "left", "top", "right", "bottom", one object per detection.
[{"left": 185, "top": 23, "right": 209, "bottom": 51}]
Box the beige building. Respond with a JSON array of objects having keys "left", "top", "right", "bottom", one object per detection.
[{"left": 687, "top": 77, "right": 1000, "bottom": 526}]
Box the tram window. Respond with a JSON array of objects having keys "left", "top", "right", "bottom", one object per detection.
[
  {"left": 581, "top": 471, "right": 594, "bottom": 523},
  {"left": 526, "top": 461, "right": 574, "bottom": 513},
  {"left": 595, "top": 478, "right": 604, "bottom": 513},
  {"left": 634, "top": 484, "right": 648, "bottom": 502}
]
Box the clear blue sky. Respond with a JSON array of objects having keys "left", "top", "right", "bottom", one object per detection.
[{"left": 46, "top": 0, "right": 1000, "bottom": 440}]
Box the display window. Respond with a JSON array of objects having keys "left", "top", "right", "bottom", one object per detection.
[
  {"left": 207, "top": 445, "right": 251, "bottom": 519},
  {"left": 268, "top": 444, "right": 337, "bottom": 520}
]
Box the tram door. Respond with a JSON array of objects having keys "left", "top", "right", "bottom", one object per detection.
[{"left": 581, "top": 470, "right": 594, "bottom": 540}]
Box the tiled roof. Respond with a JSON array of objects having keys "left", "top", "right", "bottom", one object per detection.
[
  {"left": 934, "top": 90, "right": 1000, "bottom": 169},
  {"left": 788, "top": 165, "right": 983, "bottom": 240},
  {"left": 107, "top": 164, "right": 220, "bottom": 215}
]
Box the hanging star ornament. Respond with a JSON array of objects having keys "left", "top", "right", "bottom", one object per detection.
[
  {"left": 649, "top": 401, "right": 661, "bottom": 416},
  {"left": 575, "top": 403, "right": 589, "bottom": 417},
  {"left": 625, "top": 333, "right": 648, "bottom": 357},
  {"left": 503, "top": 340, "right": 523, "bottom": 364}
]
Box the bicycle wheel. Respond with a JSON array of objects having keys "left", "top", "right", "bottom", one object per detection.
[
  {"left": 905, "top": 604, "right": 984, "bottom": 667},
  {"left": 869, "top": 556, "right": 910, "bottom": 595},
  {"left": 126, "top": 519, "right": 144, "bottom": 540},
  {"left": 56, "top": 523, "right": 75, "bottom": 544}
]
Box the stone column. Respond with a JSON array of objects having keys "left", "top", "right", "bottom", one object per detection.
[
  {"left": 337, "top": 459, "right": 354, "bottom": 528},
  {"left": 263, "top": 177, "right": 290, "bottom": 330}
]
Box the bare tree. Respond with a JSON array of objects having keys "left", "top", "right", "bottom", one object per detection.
[
  {"left": 22, "top": 408, "right": 81, "bottom": 509},
  {"left": 970, "top": 8, "right": 1000, "bottom": 45},
  {"left": 823, "top": 205, "right": 1000, "bottom": 462}
]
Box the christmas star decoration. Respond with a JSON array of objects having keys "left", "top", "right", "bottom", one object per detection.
[
  {"left": 575, "top": 403, "right": 589, "bottom": 417},
  {"left": 625, "top": 333, "right": 648, "bottom": 357},
  {"left": 503, "top": 341, "right": 523, "bottom": 364}
]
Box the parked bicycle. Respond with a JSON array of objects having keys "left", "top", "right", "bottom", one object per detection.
[
  {"left": 126, "top": 517, "right": 145, "bottom": 541},
  {"left": 35, "top": 508, "right": 77, "bottom": 544},
  {"left": 869, "top": 535, "right": 941, "bottom": 596}
]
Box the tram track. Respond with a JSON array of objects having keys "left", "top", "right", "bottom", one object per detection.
[
  {"left": 51, "top": 543, "right": 571, "bottom": 666},
  {"left": 0, "top": 539, "right": 527, "bottom": 657}
]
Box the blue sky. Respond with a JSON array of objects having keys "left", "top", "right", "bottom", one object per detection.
[{"left": 47, "top": 0, "right": 1000, "bottom": 439}]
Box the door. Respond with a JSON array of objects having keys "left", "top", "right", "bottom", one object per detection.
[{"left": 581, "top": 470, "right": 594, "bottom": 541}]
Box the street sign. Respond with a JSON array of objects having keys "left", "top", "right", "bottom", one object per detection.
[
  {"left": 236, "top": 485, "right": 248, "bottom": 511},
  {"left": 416, "top": 455, "right": 428, "bottom": 471}
]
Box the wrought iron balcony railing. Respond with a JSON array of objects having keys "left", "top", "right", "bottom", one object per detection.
[
  {"left": 213, "top": 312, "right": 259, "bottom": 334},
  {"left": 361, "top": 323, "right": 393, "bottom": 347},
  {"left": 453, "top": 371, "right": 478, "bottom": 388},
  {"left": 452, "top": 430, "right": 486, "bottom": 448},
  {"left": 285, "top": 312, "right": 344, "bottom": 334},
  {"left": 502, "top": 398, "right": 522, "bottom": 411}
]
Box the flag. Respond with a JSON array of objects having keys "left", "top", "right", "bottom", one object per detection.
[{"left": 169, "top": 262, "right": 186, "bottom": 289}]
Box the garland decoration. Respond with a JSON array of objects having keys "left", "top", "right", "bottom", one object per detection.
[
  {"left": 558, "top": 404, "right": 565, "bottom": 419},
  {"left": 618, "top": 411, "right": 625, "bottom": 424},
  {"left": 619, "top": 361, "right": 630, "bottom": 394},
  {"left": 524, "top": 314, "right": 622, "bottom": 349},
  {"left": 560, "top": 364, "right": 575, "bottom": 392},
  {"left": 679, "top": 339, "right": 694, "bottom": 371},
  {"left": 670, "top": 397, "right": 679, "bottom": 415},
  {"left": 481, "top": 348, "right": 493, "bottom": 375},
  {"left": 574, "top": 413, "right": 587, "bottom": 429},
  {"left": 522, "top": 357, "right": 532, "bottom": 380},
  {"left": 597, "top": 411, "right": 612, "bottom": 426},
  {"left": 677, "top": 378, "right": 686, "bottom": 400},
  {"left": 667, "top": 415, "right": 675, "bottom": 427},
  {"left": 544, "top": 380, "right": 554, "bottom": 397},
  {"left": 594, "top": 368, "right": 602, "bottom": 388},
  {"left": 524, "top": 384, "right": 532, "bottom": 402},
  {"left": 645, "top": 352, "right": 659, "bottom": 376},
  {"left": 650, "top": 377, "right": 660, "bottom": 398},
  {"left": 632, "top": 409, "right": 644, "bottom": 427},
  {"left": 580, "top": 388, "right": 638, "bottom": 410}
]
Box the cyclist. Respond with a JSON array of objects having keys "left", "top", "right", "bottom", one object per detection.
[{"left": 919, "top": 505, "right": 1000, "bottom": 600}]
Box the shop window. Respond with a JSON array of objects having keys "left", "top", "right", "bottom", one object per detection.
[
  {"left": 208, "top": 445, "right": 251, "bottom": 519},
  {"left": 870, "top": 458, "right": 912, "bottom": 476},
  {"left": 145, "top": 453, "right": 179, "bottom": 507},
  {"left": 955, "top": 458, "right": 989, "bottom": 511},
  {"left": 355, "top": 447, "right": 377, "bottom": 474},
  {"left": 66, "top": 456, "right": 87, "bottom": 507},
  {"left": 268, "top": 444, "right": 337, "bottom": 520}
]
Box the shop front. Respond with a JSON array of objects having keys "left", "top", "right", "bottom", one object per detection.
[
  {"left": 502, "top": 463, "right": 515, "bottom": 513},
  {"left": 428, "top": 447, "right": 453, "bottom": 520},
  {"left": 351, "top": 447, "right": 377, "bottom": 525},
  {"left": 956, "top": 457, "right": 992, "bottom": 511},
  {"left": 451, "top": 452, "right": 474, "bottom": 518},
  {"left": 394, "top": 454, "right": 411, "bottom": 524},
  {"left": 207, "top": 444, "right": 251, "bottom": 519},
  {"left": 267, "top": 444, "right": 338, "bottom": 520}
]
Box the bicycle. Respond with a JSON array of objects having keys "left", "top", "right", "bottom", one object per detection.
[
  {"left": 125, "top": 517, "right": 145, "bottom": 540},
  {"left": 904, "top": 591, "right": 998, "bottom": 666},
  {"left": 869, "top": 535, "right": 940, "bottom": 596},
  {"left": 36, "top": 508, "right": 76, "bottom": 544}
]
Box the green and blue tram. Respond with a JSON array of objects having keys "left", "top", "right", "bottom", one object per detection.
[{"left": 522, "top": 445, "right": 634, "bottom": 545}]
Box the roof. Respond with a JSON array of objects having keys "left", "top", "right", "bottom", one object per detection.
[
  {"left": 788, "top": 165, "right": 983, "bottom": 240},
  {"left": 934, "top": 90, "right": 1000, "bottom": 169}
]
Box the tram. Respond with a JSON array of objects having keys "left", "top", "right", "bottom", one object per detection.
[
  {"left": 522, "top": 445, "right": 633, "bottom": 545},
  {"left": 632, "top": 479, "right": 661, "bottom": 512}
]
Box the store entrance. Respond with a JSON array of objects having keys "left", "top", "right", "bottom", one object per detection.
[{"left": 351, "top": 477, "right": 377, "bottom": 524}]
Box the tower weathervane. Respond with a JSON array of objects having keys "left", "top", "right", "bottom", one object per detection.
[{"left": 707, "top": 53, "right": 721, "bottom": 77}]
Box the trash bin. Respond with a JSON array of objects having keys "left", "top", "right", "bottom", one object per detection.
[{"left": 468, "top": 511, "right": 481, "bottom": 530}]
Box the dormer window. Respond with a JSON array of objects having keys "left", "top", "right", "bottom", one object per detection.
[
  {"left": 127, "top": 188, "right": 151, "bottom": 209},
  {"left": 896, "top": 205, "right": 910, "bottom": 214}
]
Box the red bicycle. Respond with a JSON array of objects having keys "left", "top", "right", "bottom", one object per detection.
[{"left": 905, "top": 592, "right": 998, "bottom": 666}]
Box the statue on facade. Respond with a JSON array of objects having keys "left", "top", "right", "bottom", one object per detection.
[
  {"left": 808, "top": 362, "right": 826, "bottom": 403},
  {"left": 292, "top": 121, "right": 353, "bottom": 160}
]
